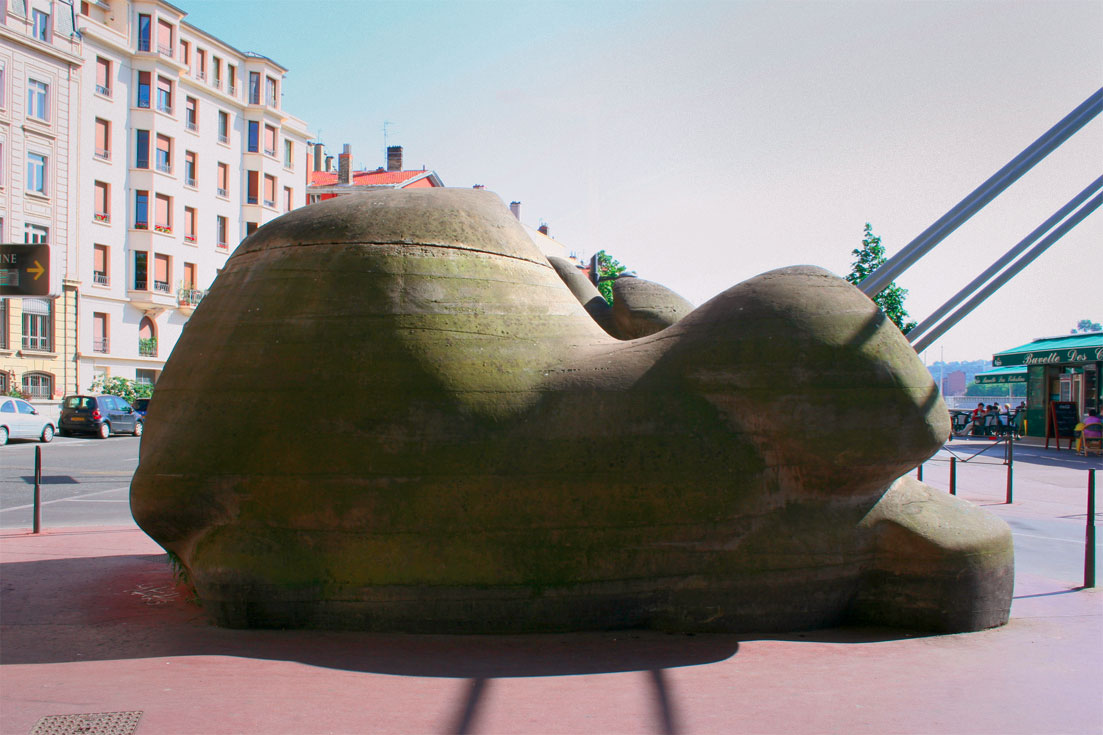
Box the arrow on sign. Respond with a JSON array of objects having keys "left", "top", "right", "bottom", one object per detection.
[{"left": 29, "top": 260, "right": 45, "bottom": 281}]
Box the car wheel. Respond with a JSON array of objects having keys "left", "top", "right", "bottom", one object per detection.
[
  {"left": 0, "top": 426, "right": 7, "bottom": 446},
  {"left": 97, "top": 422, "right": 111, "bottom": 439},
  {"left": 40, "top": 425, "right": 54, "bottom": 443},
  {"left": 133, "top": 421, "right": 144, "bottom": 437}
]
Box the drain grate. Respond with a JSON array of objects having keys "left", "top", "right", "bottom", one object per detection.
[{"left": 30, "top": 711, "right": 142, "bottom": 735}]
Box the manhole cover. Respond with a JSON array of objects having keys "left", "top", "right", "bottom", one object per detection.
[{"left": 30, "top": 711, "right": 142, "bottom": 735}]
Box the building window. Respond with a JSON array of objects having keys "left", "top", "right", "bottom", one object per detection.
[
  {"left": 284, "top": 139, "right": 293, "bottom": 169},
  {"left": 154, "top": 253, "right": 171, "bottom": 292},
  {"left": 184, "top": 206, "right": 197, "bottom": 242},
  {"left": 136, "top": 368, "right": 158, "bottom": 385},
  {"left": 216, "top": 215, "right": 228, "bottom": 249},
  {"left": 155, "top": 194, "right": 172, "bottom": 233},
  {"left": 247, "top": 121, "right": 259, "bottom": 152},
  {"left": 284, "top": 186, "right": 293, "bottom": 212},
  {"left": 134, "top": 190, "right": 149, "bottom": 230},
  {"left": 94, "top": 118, "right": 110, "bottom": 159},
  {"left": 246, "top": 170, "right": 258, "bottom": 204},
  {"left": 266, "top": 75, "right": 278, "bottom": 107},
  {"left": 155, "top": 134, "right": 172, "bottom": 174},
  {"left": 156, "top": 76, "right": 172, "bottom": 114},
  {"left": 196, "top": 49, "right": 206, "bottom": 80},
  {"left": 157, "top": 18, "right": 173, "bottom": 56},
  {"left": 216, "top": 162, "right": 229, "bottom": 197},
  {"left": 264, "top": 125, "right": 277, "bottom": 156},
  {"left": 212, "top": 57, "right": 221, "bottom": 89},
  {"left": 0, "top": 61, "right": 5, "bottom": 109},
  {"left": 22, "top": 372, "right": 54, "bottom": 399},
  {"left": 248, "top": 71, "right": 260, "bottom": 104},
  {"left": 32, "top": 9, "right": 50, "bottom": 42},
  {"left": 26, "top": 152, "right": 46, "bottom": 194},
  {"left": 93, "top": 312, "right": 109, "bottom": 353},
  {"left": 27, "top": 79, "right": 48, "bottom": 120},
  {"left": 246, "top": 222, "right": 258, "bottom": 235},
  {"left": 93, "top": 244, "right": 109, "bottom": 286},
  {"left": 21, "top": 299, "right": 52, "bottom": 351},
  {"left": 134, "top": 251, "right": 149, "bottom": 290},
  {"left": 217, "top": 110, "right": 229, "bottom": 143},
  {"left": 137, "top": 13, "right": 151, "bottom": 52},
  {"left": 180, "top": 39, "right": 190, "bottom": 69},
  {"left": 185, "top": 96, "right": 198, "bottom": 131},
  {"left": 24, "top": 224, "right": 49, "bottom": 243},
  {"left": 184, "top": 151, "right": 197, "bottom": 187},
  {"left": 135, "top": 129, "right": 150, "bottom": 169},
  {"left": 94, "top": 181, "right": 110, "bottom": 223},
  {"left": 137, "top": 71, "right": 150, "bottom": 108},
  {"left": 183, "top": 262, "right": 197, "bottom": 289},
  {"left": 95, "top": 56, "right": 111, "bottom": 96},
  {"left": 138, "top": 316, "right": 157, "bottom": 356},
  {"left": 263, "top": 174, "right": 276, "bottom": 208},
  {"left": 227, "top": 65, "right": 237, "bottom": 96}
]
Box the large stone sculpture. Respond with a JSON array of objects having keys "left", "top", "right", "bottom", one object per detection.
[{"left": 130, "top": 188, "right": 1013, "bottom": 634}]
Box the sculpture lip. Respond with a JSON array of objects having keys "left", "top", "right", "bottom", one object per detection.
[{"left": 235, "top": 188, "right": 551, "bottom": 266}]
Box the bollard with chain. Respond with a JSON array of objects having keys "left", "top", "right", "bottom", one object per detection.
[
  {"left": 33, "top": 445, "right": 42, "bottom": 534},
  {"left": 1005, "top": 432, "right": 1014, "bottom": 504},
  {"left": 917, "top": 464, "right": 923, "bottom": 481},
  {"left": 949, "top": 456, "right": 957, "bottom": 496},
  {"left": 1086, "top": 469, "right": 1096, "bottom": 589}
]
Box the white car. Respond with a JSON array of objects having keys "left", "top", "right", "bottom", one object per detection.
[{"left": 0, "top": 397, "right": 55, "bottom": 445}]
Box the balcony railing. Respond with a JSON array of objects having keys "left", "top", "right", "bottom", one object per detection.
[
  {"left": 217, "top": 241, "right": 229, "bottom": 250},
  {"left": 22, "top": 335, "right": 49, "bottom": 351},
  {"left": 93, "top": 271, "right": 109, "bottom": 286},
  {"left": 93, "top": 338, "right": 109, "bottom": 353},
  {"left": 157, "top": 102, "right": 172, "bottom": 115},
  {"left": 217, "top": 187, "right": 228, "bottom": 198},
  {"left": 154, "top": 280, "right": 171, "bottom": 293},
  {"left": 156, "top": 160, "right": 171, "bottom": 174},
  {"left": 218, "top": 133, "right": 229, "bottom": 144},
  {"left": 246, "top": 195, "right": 258, "bottom": 205},
  {"left": 178, "top": 287, "right": 206, "bottom": 307},
  {"left": 196, "top": 70, "right": 206, "bottom": 81},
  {"left": 95, "top": 84, "right": 110, "bottom": 96},
  {"left": 185, "top": 176, "right": 196, "bottom": 187},
  {"left": 264, "top": 147, "right": 276, "bottom": 157},
  {"left": 228, "top": 84, "right": 236, "bottom": 96},
  {"left": 94, "top": 212, "right": 110, "bottom": 223},
  {"left": 138, "top": 38, "right": 151, "bottom": 52},
  {"left": 158, "top": 43, "right": 174, "bottom": 57},
  {"left": 186, "top": 120, "right": 198, "bottom": 131},
  {"left": 139, "top": 337, "right": 157, "bottom": 357},
  {"left": 94, "top": 147, "right": 110, "bottom": 160}
]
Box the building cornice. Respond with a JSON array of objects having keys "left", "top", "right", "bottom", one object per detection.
[{"left": 0, "top": 27, "right": 83, "bottom": 66}]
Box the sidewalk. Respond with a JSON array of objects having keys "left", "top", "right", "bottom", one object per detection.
[{"left": 1, "top": 446, "right": 1100, "bottom": 735}]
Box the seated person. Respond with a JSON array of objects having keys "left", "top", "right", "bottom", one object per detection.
[{"left": 1084, "top": 409, "right": 1103, "bottom": 438}]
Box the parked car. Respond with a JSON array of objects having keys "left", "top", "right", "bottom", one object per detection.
[
  {"left": 132, "top": 397, "right": 151, "bottom": 418},
  {"left": 58, "top": 395, "right": 143, "bottom": 439},
  {"left": 0, "top": 397, "right": 55, "bottom": 445}
]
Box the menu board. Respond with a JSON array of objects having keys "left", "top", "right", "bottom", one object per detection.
[{"left": 1046, "top": 401, "right": 1079, "bottom": 450}]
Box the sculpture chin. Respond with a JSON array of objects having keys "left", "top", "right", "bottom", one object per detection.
[{"left": 130, "top": 188, "right": 1011, "bottom": 634}]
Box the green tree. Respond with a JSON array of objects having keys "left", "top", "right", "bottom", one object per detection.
[
  {"left": 846, "top": 223, "right": 917, "bottom": 334},
  {"left": 90, "top": 376, "right": 153, "bottom": 405},
  {"left": 593, "top": 250, "right": 628, "bottom": 306},
  {"left": 1072, "top": 319, "right": 1101, "bottom": 333}
]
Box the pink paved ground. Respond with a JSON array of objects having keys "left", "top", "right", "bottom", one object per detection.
[{"left": 2, "top": 524, "right": 1100, "bottom": 735}]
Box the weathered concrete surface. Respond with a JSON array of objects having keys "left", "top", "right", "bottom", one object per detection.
[
  {"left": 130, "top": 188, "right": 1011, "bottom": 634},
  {"left": 611, "top": 276, "right": 695, "bottom": 338},
  {"left": 547, "top": 256, "right": 622, "bottom": 338}
]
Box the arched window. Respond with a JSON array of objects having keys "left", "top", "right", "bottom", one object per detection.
[
  {"left": 22, "top": 372, "right": 54, "bottom": 399},
  {"left": 138, "top": 316, "right": 157, "bottom": 357}
]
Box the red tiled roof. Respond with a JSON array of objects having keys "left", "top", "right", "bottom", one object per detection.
[{"left": 309, "top": 169, "right": 432, "bottom": 187}]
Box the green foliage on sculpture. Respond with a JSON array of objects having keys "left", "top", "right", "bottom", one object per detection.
[
  {"left": 846, "top": 223, "right": 918, "bottom": 335},
  {"left": 91, "top": 375, "right": 153, "bottom": 405},
  {"left": 593, "top": 250, "right": 627, "bottom": 306}
]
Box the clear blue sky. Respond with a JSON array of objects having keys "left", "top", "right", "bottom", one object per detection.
[{"left": 177, "top": 0, "right": 1102, "bottom": 364}]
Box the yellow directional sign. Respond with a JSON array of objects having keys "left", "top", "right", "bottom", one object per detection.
[{"left": 0, "top": 243, "right": 52, "bottom": 297}]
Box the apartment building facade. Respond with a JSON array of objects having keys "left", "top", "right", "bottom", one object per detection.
[
  {"left": 0, "top": 0, "right": 82, "bottom": 399},
  {"left": 74, "top": 0, "right": 312, "bottom": 392}
]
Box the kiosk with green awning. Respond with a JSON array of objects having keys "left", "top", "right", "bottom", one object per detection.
[{"left": 991, "top": 332, "right": 1103, "bottom": 438}]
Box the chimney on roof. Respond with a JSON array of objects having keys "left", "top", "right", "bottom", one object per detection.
[
  {"left": 538, "top": 224, "right": 549, "bottom": 236},
  {"left": 472, "top": 184, "right": 485, "bottom": 189},
  {"left": 387, "top": 146, "right": 403, "bottom": 172},
  {"left": 509, "top": 201, "right": 521, "bottom": 220},
  {"left": 313, "top": 143, "right": 324, "bottom": 172},
  {"left": 325, "top": 155, "right": 334, "bottom": 172},
  {"left": 338, "top": 144, "right": 352, "bottom": 185}
]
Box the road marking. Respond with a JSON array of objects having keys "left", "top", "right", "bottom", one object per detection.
[{"left": 0, "top": 485, "right": 130, "bottom": 513}]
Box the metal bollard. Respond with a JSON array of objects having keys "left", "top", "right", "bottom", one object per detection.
[
  {"left": 1005, "top": 432, "right": 1014, "bottom": 504},
  {"left": 1086, "top": 469, "right": 1096, "bottom": 589},
  {"left": 949, "top": 456, "right": 957, "bottom": 496},
  {"left": 33, "top": 445, "right": 42, "bottom": 534},
  {"left": 917, "top": 464, "right": 923, "bottom": 481}
]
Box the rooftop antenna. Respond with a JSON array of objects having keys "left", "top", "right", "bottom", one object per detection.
[{"left": 383, "top": 121, "right": 395, "bottom": 156}]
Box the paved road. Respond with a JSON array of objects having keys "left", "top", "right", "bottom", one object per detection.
[{"left": 0, "top": 435, "right": 140, "bottom": 530}]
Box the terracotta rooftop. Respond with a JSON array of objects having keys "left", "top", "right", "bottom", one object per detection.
[{"left": 309, "top": 169, "right": 440, "bottom": 188}]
